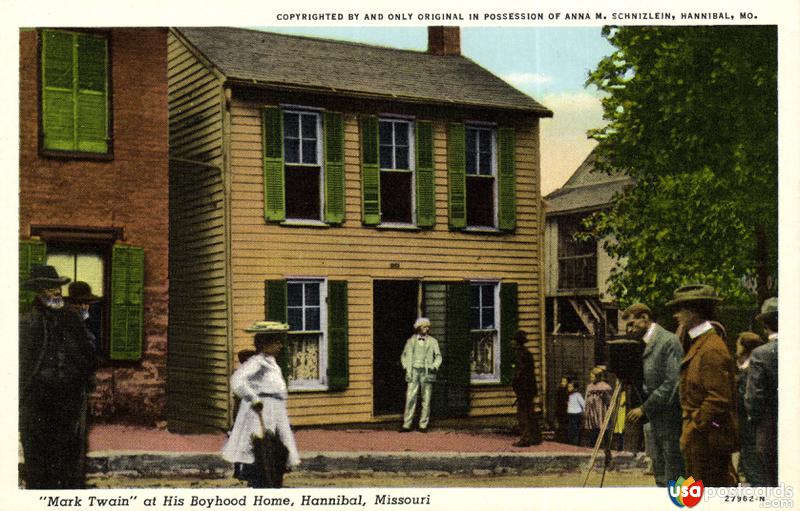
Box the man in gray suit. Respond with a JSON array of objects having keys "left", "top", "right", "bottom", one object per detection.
[
  {"left": 745, "top": 297, "right": 778, "bottom": 486},
  {"left": 622, "top": 303, "right": 685, "bottom": 486}
]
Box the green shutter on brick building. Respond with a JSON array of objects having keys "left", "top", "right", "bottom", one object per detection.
[
  {"left": 19, "top": 239, "right": 47, "bottom": 314},
  {"left": 264, "top": 280, "right": 290, "bottom": 378},
  {"left": 41, "top": 29, "right": 108, "bottom": 153},
  {"left": 324, "top": 111, "right": 345, "bottom": 224},
  {"left": 360, "top": 115, "right": 381, "bottom": 225},
  {"left": 262, "top": 106, "right": 285, "bottom": 221},
  {"left": 327, "top": 280, "right": 349, "bottom": 391},
  {"left": 415, "top": 121, "right": 435, "bottom": 228},
  {"left": 110, "top": 245, "right": 144, "bottom": 361},
  {"left": 447, "top": 123, "right": 466, "bottom": 230},
  {"left": 498, "top": 127, "right": 517, "bottom": 232},
  {"left": 500, "top": 282, "right": 519, "bottom": 385}
]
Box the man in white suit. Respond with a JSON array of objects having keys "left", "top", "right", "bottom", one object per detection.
[{"left": 399, "top": 317, "right": 442, "bottom": 432}]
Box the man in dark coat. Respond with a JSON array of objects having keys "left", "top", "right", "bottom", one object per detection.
[
  {"left": 19, "top": 266, "right": 96, "bottom": 489},
  {"left": 511, "top": 330, "right": 541, "bottom": 447},
  {"left": 669, "top": 284, "right": 738, "bottom": 487},
  {"left": 622, "top": 303, "right": 684, "bottom": 487},
  {"left": 745, "top": 297, "right": 778, "bottom": 486}
]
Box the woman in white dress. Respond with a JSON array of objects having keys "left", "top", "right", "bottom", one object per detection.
[{"left": 221, "top": 321, "right": 300, "bottom": 487}]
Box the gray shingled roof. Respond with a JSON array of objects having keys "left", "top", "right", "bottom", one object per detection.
[
  {"left": 175, "top": 27, "right": 552, "bottom": 115},
  {"left": 545, "top": 151, "right": 633, "bottom": 215}
]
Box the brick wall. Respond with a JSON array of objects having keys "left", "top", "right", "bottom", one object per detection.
[{"left": 19, "top": 28, "right": 170, "bottom": 424}]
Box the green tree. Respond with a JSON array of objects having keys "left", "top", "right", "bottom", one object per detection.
[{"left": 584, "top": 26, "right": 777, "bottom": 312}]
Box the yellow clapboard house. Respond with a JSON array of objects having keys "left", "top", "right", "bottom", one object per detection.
[{"left": 167, "top": 26, "right": 553, "bottom": 432}]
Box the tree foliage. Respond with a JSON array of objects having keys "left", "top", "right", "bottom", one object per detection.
[{"left": 584, "top": 26, "right": 777, "bottom": 311}]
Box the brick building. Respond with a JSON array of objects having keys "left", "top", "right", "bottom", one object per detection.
[{"left": 19, "top": 28, "right": 169, "bottom": 423}]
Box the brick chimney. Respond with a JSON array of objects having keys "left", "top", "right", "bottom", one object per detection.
[{"left": 427, "top": 26, "right": 461, "bottom": 56}]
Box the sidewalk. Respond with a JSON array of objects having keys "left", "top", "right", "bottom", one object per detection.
[{"left": 86, "top": 423, "right": 648, "bottom": 477}]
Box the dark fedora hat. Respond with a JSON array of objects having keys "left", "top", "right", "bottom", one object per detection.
[
  {"left": 666, "top": 284, "right": 722, "bottom": 309},
  {"left": 65, "top": 281, "right": 101, "bottom": 304},
  {"left": 23, "top": 265, "right": 70, "bottom": 290}
]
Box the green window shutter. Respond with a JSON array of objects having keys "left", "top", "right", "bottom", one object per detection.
[
  {"left": 264, "top": 280, "right": 290, "bottom": 377},
  {"left": 19, "top": 239, "right": 47, "bottom": 314},
  {"left": 441, "top": 281, "right": 471, "bottom": 416},
  {"left": 360, "top": 115, "right": 381, "bottom": 225},
  {"left": 415, "top": 120, "right": 435, "bottom": 228},
  {"left": 498, "top": 127, "right": 516, "bottom": 232},
  {"left": 41, "top": 30, "right": 76, "bottom": 151},
  {"left": 76, "top": 34, "right": 108, "bottom": 153},
  {"left": 324, "top": 112, "right": 345, "bottom": 224},
  {"left": 262, "top": 107, "right": 285, "bottom": 221},
  {"left": 327, "top": 280, "right": 349, "bottom": 391},
  {"left": 500, "top": 282, "right": 519, "bottom": 385},
  {"left": 447, "top": 123, "right": 467, "bottom": 230},
  {"left": 110, "top": 245, "right": 145, "bottom": 361}
]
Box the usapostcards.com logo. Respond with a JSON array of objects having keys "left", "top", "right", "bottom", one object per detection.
[{"left": 669, "top": 477, "right": 705, "bottom": 508}]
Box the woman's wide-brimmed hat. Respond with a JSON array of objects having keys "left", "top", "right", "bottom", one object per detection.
[
  {"left": 23, "top": 265, "right": 70, "bottom": 290},
  {"left": 666, "top": 284, "right": 722, "bottom": 309},
  {"left": 244, "top": 321, "right": 290, "bottom": 333},
  {"left": 64, "top": 281, "right": 101, "bottom": 304}
]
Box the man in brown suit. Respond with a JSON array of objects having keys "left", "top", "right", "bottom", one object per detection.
[
  {"left": 511, "top": 330, "right": 541, "bottom": 447},
  {"left": 669, "top": 284, "right": 738, "bottom": 486}
]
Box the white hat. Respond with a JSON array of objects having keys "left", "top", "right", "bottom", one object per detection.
[{"left": 413, "top": 317, "right": 431, "bottom": 330}]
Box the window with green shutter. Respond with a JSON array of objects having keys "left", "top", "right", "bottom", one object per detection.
[
  {"left": 449, "top": 123, "right": 517, "bottom": 231},
  {"left": 263, "top": 107, "right": 344, "bottom": 224},
  {"left": 19, "top": 239, "right": 47, "bottom": 314},
  {"left": 41, "top": 29, "right": 109, "bottom": 154},
  {"left": 110, "top": 245, "right": 144, "bottom": 361},
  {"left": 265, "top": 278, "right": 349, "bottom": 391}
]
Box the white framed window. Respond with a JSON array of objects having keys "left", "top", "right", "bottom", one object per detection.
[
  {"left": 465, "top": 125, "right": 497, "bottom": 228},
  {"left": 379, "top": 117, "right": 415, "bottom": 225},
  {"left": 286, "top": 278, "right": 328, "bottom": 389},
  {"left": 470, "top": 280, "right": 501, "bottom": 382},
  {"left": 283, "top": 109, "right": 324, "bottom": 221}
]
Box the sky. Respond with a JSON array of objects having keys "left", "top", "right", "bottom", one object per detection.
[{"left": 262, "top": 26, "right": 615, "bottom": 195}]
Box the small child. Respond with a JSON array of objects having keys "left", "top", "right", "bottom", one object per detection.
[{"left": 566, "top": 378, "right": 585, "bottom": 446}]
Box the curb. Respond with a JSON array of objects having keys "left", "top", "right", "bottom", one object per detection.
[{"left": 86, "top": 451, "right": 649, "bottom": 478}]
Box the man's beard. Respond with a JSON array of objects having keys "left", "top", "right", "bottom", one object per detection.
[
  {"left": 80, "top": 309, "right": 90, "bottom": 320},
  {"left": 44, "top": 296, "right": 65, "bottom": 310}
]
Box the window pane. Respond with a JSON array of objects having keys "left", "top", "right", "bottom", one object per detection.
[
  {"left": 304, "top": 283, "right": 320, "bottom": 305},
  {"left": 305, "top": 307, "right": 321, "bottom": 331},
  {"left": 380, "top": 146, "right": 393, "bottom": 169},
  {"left": 471, "top": 331, "right": 496, "bottom": 375},
  {"left": 394, "top": 123, "right": 408, "bottom": 145},
  {"left": 478, "top": 130, "right": 491, "bottom": 152},
  {"left": 284, "top": 139, "right": 300, "bottom": 164},
  {"left": 466, "top": 151, "right": 477, "bottom": 175},
  {"left": 287, "top": 283, "right": 303, "bottom": 306},
  {"left": 482, "top": 307, "right": 495, "bottom": 329},
  {"left": 301, "top": 114, "right": 316, "bottom": 139},
  {"left": 481, "top": 285, "right": 494, "bottom": 306},
  {"left": 466, "top": 129, "right": 477, "bottom": 154},
  {"left": 470, "top": 307, "right": 480, "bottom": 330},
  {"left": 287, "top": 308, "right": 303, "bottom": 331},
  {"left": 379, "top": 170, "right": 412, "bottom": 223},
  {"left": 75, "top": 253, "right": 104, "bottom": 297},
  {"left": 467, "top": 175, "right": 495, "bottom": 227},
  {"left": 285, "top": 166, "right": 321, "bottom": 219},
  {"left": 287, "top": 333, "right": 320, "bottom": 382},
  {"left": 302, "top": 140, "right": 317, "bottom": 164},
  {"left": 395, "top": 147, "right": 409, "bottom": 170},
  {"left": 471, "top": 285, "right": 480, "bottom": 306},
  {"left": 379, "top": 121, "right": 393, "bottom": 145},
  {"left": 283, "top": 113, "right": 299, "bottom": 138},
  {"left": 479, "top": 152, "right": 492, "bottom": 175}
]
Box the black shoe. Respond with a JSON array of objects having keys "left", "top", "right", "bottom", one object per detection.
[
  {"left": 512, "top": 440, "right": 531, "bottom": 447},
  {"left": 418, "top": 428, "right": 428, "bottom": 433},
  {"left": 398, "top": 427, "right": 412, "bottom": 433}
]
